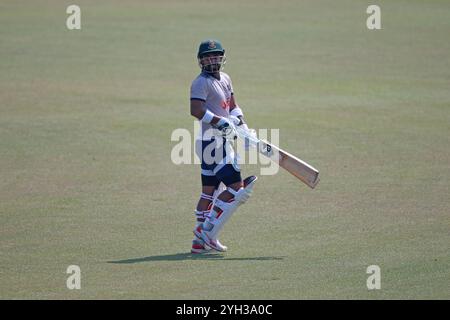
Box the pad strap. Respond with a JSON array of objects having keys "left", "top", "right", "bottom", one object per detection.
[
  {"left": 195, "top": 210, "right": 210, "bottom": 222},
  {"left": 226, "top": 187, "right": 251, "bottom": 204}
]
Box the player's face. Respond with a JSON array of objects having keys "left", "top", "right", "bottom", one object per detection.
[{"left": 199, "top": 52, "right": 225, "bottom": 73}]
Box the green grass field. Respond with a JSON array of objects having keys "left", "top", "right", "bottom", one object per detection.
[{"left": 1, "top": 0, "right": 449, "bottom": 299}]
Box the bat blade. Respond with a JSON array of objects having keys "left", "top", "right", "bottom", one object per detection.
[
  {"left": 261, "top": 140, "right": 320, "bottom": 189},
  {"left": 233, "top": 124, "right": 320, "bottom": 189}
]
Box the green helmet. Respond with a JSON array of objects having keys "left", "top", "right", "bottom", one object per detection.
[
  {"left": 197, "top": 39, "right": 226, "bottom": 73},
  {"left": 197, "top": 39, "right": 225, "bottom": 58}
]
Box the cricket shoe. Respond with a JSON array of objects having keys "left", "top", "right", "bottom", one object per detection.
[
  {"left": 191, "top": 238, "right": 212, "bottom": 254},
  {"left": 194, "top": 225, "right": 228, "bottom": 252}
]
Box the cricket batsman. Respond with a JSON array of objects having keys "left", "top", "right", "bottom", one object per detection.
[{"left": 190, "top": 39, "right": 257, "bottom": 254}]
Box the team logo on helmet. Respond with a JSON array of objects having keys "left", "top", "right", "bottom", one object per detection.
[{"left": 208, "top": 41, "right": 216, "bottom": 49}]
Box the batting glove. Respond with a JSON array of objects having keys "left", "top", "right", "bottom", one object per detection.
[{"left": 214, "top": 117, "right": 237, "bottom": 140}]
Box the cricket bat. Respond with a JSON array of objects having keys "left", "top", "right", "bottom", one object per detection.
[{"left": 233, "top": 125, "right": 320, "bottom": 189}]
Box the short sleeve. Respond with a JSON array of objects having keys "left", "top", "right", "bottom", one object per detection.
[{"left": 190, "top": 77, "right": 208, "bottom": 101}]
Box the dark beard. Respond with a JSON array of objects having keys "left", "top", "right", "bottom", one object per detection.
[{"left": 204, "top": 63, "right": 221, "bottom": 73}]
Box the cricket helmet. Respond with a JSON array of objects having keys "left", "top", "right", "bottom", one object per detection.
[{"left": 197, "top": 39, "right": 226, "bottom": 73}]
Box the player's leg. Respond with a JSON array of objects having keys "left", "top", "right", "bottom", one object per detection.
[
  {"left": 191, "top": 138, "right": 227, "bottom": 253},
  {"left": 191, "top": 172, "right": 218, "bottom": 254},
  {"left": 195, "top": 163, "right": 257, "bottom": 252},
  {"left": 192, "top": 182, "right": 230, "bottom": 253}
]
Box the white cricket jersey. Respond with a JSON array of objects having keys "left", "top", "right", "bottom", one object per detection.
[{"left": 190, "top": 71, "right": 234, "bottom": 139}]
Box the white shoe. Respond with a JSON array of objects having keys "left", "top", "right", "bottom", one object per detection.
[
  {"left": 205, "top": 238, "right": 227, "bottom": 252},
  {"left": 194, "top": 225, "right": 228, "bottom": 252},
  {"left": 191, "top": 238, "right": 212, "bottom": 254}
]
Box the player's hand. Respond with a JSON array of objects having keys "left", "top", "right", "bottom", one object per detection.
[
  {"left": 228, "top": 115, "right": 241, "bottom": 127},
  {"left": 232, "top": 120, "right": 257, "bottom": 151},
  {"left": 215, "top": 117, "right": 237, "bottom": 140},
  {"left": 215, "top": 117, "right": 231, "bottom": 130}
]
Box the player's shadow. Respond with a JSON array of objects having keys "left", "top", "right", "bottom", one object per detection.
[{"left": 107, "top": 253, "right": 284, "bottom": 264}]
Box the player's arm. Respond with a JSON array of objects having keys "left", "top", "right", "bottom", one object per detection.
[
  {"left": 190, "top": 99, "right": 222, "bottom": 124},
  {"left": 190, "top": 78, "right": 225, "bottom": 126},
  {"left": 190, "top": 99, "right": 237, "bottom": 140}
]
